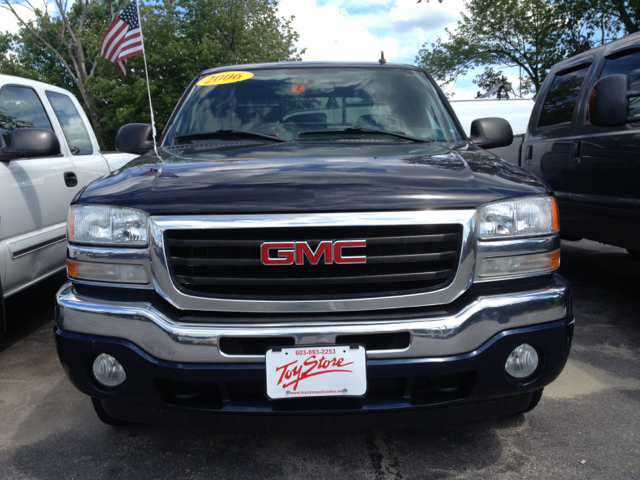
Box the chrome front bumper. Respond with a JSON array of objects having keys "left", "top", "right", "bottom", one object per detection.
[{"left": 56, "top": 274, "right": 571, "bottom": 364}]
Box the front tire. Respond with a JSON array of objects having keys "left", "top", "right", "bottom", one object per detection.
[
  {"left": 521, "top": 388, "right": 544, "bottom": 414},
  {"left": 91, "top": 398, "right": 138, "bottom": 427}
]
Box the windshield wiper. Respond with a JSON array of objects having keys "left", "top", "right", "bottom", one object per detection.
[
  {"left": 297, "top": 127, "right": 432, "bottom": 143},
  {"left": 174, "top": 129, "right": 288, "bottom": 144}
]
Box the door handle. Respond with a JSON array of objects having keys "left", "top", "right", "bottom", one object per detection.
[
  {"left": 571, "top": 141, "right": 581, "bottom": 159},
  {"left": 64, "top": 171, "right": 78, "bottom": 187},
  {"left": 524, "top": 145, "right": 533, "bottom": 166}
]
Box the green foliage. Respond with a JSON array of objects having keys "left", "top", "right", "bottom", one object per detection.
[
  {"left": 559, "top": 0, "right": 639, "bottom": 41},
  {"left": 1, "top": 0, "right": 303, "bottom": 149},
  {"left": 473, "top": 67, "right": 534, "bottom": 98},
  {"left": 416, "top": 0, "right": 638, "bottom": 97},
  {"left": 0, "top": 31, "right": 11, "bottom": 55},
  {"left": 416, "top": 0, "right": 569, "bottom": 96},
  {"left": 474, "top": 68, "right": 507, "bottom": 92}
]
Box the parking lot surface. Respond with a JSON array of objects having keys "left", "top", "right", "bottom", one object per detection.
[{"left": 1, "top": 240, "right": 639, "bottom": 479}]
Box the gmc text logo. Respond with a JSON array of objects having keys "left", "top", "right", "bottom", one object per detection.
[{"left": 261, "top": 240, "right": 367, "bottom": 265}]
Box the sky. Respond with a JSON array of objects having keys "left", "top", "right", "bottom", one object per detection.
[
  {"left": 0, "top": 0, "right": 524, "bottom": 99},
  {"left": 277, "top": 0, "right": 489, "bottom": 98}
]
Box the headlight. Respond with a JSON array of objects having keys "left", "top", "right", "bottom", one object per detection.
[
  {"left": 478, "top": 196, "right": 559, "bottom": 240},
  {"left": 68, "top": 205, "right": 149, "bottom": 246}
]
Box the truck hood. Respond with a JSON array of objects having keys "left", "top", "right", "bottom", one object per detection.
[{"left": 78, "top": 141, "right": 548, "bottom": 214}]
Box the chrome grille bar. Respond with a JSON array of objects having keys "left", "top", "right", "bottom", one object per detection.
[{"left": 175, "top": 269, "right": 453, "bottom": 286}]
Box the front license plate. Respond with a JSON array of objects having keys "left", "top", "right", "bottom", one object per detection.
[{"left": 265, "top": 345, "right": 367, "bottom": 399}]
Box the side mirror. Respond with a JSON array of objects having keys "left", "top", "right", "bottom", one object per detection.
[
  {"left": 115, "top": 123, "right": 154, "bottom": 155},
  {"left": 469, "top": 117, "right": 513, "bottom": 149},
  {"left": 589, "top": 74, "right": 640, "bottom": 127},
  {"left": 0, "top": 128, "right": 61, "bottom": 162}
]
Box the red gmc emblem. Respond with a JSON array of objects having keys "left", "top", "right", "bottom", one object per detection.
[{"left": 261, "top": 240, "right": 366, "bottom": 265}]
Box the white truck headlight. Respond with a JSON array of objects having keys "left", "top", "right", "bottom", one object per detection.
[
  {"left": 477, "top": 196, "right": 559, "bottom": 240},
  {"left": 68, "top": 205, "right": 149, "bottom": 246}
]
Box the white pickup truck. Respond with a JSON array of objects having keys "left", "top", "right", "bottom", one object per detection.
[{"left": 0, "top": 74, "right": 137, "bottom": 334}]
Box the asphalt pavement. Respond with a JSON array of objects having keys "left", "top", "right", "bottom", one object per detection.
[{"left": 0, "top": 239, "right": 638, "bottom": 479}]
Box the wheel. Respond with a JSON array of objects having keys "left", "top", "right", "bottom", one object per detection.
[
  {"left": 91, "top": 398, "right": 138, "bottom": 426},
  {"left": 521, "top": 388, "right": 544, "bottom": 414},
  {"left": 627, "top": 249, "right": 640, "bottom": 260}
]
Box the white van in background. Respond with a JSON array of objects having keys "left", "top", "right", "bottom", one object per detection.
[
  {"left": 450, "top": 98, "right": 535, "bottom": 165},
  {"left": 450, "top": 97, "right": 535, "bottom": 136}
]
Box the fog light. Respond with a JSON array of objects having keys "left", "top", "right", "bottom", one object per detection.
[
  {"left": 92, "top": 353, "right": 126, "bottom": 387},
  {"left": 505, "top": 344, "right": 539, "bottom": 379}
]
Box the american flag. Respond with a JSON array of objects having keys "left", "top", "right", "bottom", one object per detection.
[{"left": 100, "top": 1, "right": 144, "bottom": 78}]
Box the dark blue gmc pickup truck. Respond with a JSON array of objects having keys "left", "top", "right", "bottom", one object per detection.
[{"left": 55, "top": 62, "right": 573, "bottom": 428}]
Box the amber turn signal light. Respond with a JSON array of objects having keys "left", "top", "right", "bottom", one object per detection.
[{"left": 550, "top": 197, "right": 560, "bottom": 232}]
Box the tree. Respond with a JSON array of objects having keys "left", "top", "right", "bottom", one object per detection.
[
  {"left": 560, "top": 0, "right": 639, "bottom": 40},
  {"left": 1, "top": 0, "right": 303, "bottom": 148},
  {"left": 472, "top": 68, "right": 513, "bottom": 97},
  {"left": 88, "top": 0, "right": 304, "bottom": 149},
  {"left": 418, "top": 0, "right": 639, "bottom": 35},
  {"left": 416, "top": 0, "right": 639, "bottom": 97},
  {"left": 1, "top": 0, "right": 112, "bottom": 146},
  {"left": 0, "top": 31, "right": 12, "bottom": 56},
  {"left": 416, "top": 0, "right": 572, "bottom": 96},
  {"left": 472, "top": 67, "right": 535, "bottom": 98}
]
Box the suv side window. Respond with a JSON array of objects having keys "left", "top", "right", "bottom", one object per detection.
[
  {"left": 0, "top": 86, "right": 53, "bottom": 147},
  {"left": 46, "top": 91, "right": 93, "bottom": 155},
  {"left": 599, "top": 49, "right": 640, "bottom": 121},
  {"left": 538, "top": 65, "right": 590, "bottom": 128}
]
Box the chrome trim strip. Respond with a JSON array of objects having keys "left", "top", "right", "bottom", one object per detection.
[
  {"left": 148, "top": 211, "right": 477, "bottom": 312},
  {"left": 68, "top": 245, "right": 151, "bottom": 263},
  {"left": 68, "top": 279, "right": 154, "bottom": 290},
  {"left": 477, "top": 235, "right": 559, "bottom": 255},
  {"left": 56, "top": 279, "right": 570, "bottom": 363},
  {"left": 12, "top": 235, "right": 66, "bottom": 258},
  {"left": 7, "top": 222, "right": 67, "bottom": 259}
]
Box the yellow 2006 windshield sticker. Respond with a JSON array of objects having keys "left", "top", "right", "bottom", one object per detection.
[{"left": 197, "top": 71, "right": 254, "bottom": 86}]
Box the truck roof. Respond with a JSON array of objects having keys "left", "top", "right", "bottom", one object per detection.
[
  {"left": 0, "top": 74, "right": 74, "bottom": 96},
  {"left": 553, "top": 31, "right": 640, "bottom": 72},
  {"left": 200, "top": 61, "right": 422, "bottom": 76}
]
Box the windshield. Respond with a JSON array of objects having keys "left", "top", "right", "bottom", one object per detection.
[{"left": 163, "top": 67, "right": 462, "bottom": 145}]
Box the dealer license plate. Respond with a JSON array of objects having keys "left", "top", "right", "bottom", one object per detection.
[{"left": 265, "top": 345, "right": 367, "bottom": 399}]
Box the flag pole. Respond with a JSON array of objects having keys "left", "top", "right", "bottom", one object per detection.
[{"left": 135, "top": 0, "right": 160, "bottom": 159}]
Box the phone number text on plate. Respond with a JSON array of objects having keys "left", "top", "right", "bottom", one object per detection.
[{"left": 295, "top": 348, "right": 337, "bottom": 356}]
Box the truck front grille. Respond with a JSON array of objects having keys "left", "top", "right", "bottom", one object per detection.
[{"left": 165, "top": 224, "right": 461, "bottom": 299}]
